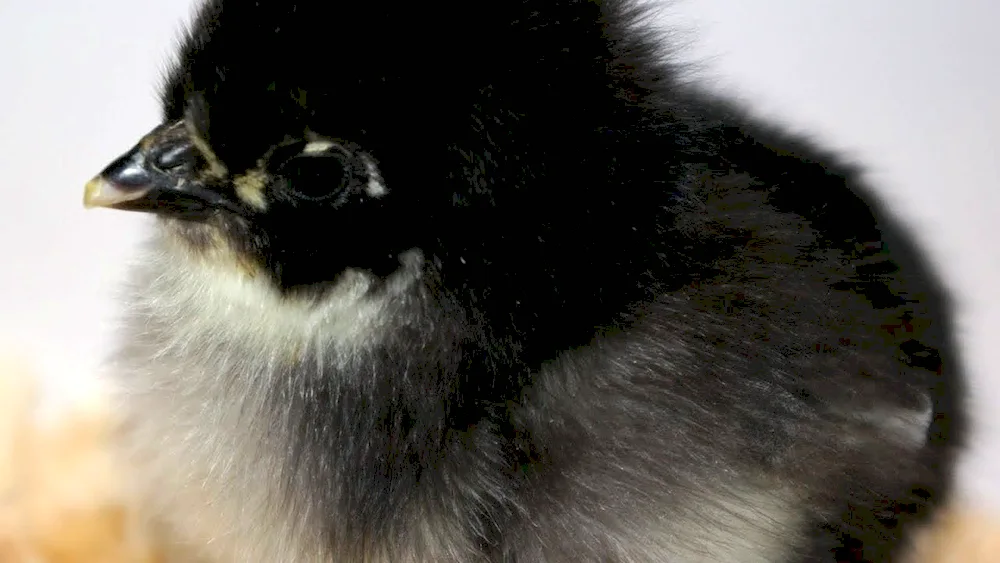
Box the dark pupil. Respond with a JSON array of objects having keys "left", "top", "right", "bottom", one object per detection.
[{"left": 282, "top": 152, "right": 352, "bottom": 201}]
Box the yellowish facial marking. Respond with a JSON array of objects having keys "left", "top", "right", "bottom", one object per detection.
[
  {"left": 233, "top": 169, "right": 269, "bottom": 211},
  {"left": 139, "top": 133, "right": 157, "bottom": 151},
  {"left": 184, "top": 119, "right": 228, "bottom": 179}
]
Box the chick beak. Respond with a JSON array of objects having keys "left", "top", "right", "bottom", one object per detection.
[
  {"left": 83, "top": 122, "right": 240, "bottom": 217},
  {"left": 83, "top": 147, "right": 158, "bottom": 210}
]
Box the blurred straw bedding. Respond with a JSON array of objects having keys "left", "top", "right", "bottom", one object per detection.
[
  {"left": 0, "top": 353, "right": 996, "bottom": 563},
  {"left": 0, "top": 354, "right": 161, "bottom": 563}
]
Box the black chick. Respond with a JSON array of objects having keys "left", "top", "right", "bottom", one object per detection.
[{"left": 83, "top": 1, "right": 964, "bottom": 561}]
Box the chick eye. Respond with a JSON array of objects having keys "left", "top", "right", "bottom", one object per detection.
[
  {"left": 268, "top": 141, "right": 352, "bottom": 201},
  {"left": 277, "top": 149, "right": 352, "bottom": 202}
]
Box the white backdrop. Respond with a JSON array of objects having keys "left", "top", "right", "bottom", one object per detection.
[{"left": 1, "top": 0, "right": 996, "bottom": 511}]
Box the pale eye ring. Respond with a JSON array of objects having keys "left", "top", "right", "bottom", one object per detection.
[{"left": 302, "top": 139, "right": 337, "bottom": 155}]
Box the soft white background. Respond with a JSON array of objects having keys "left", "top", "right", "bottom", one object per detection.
[{"left": 0, "top": 0, "right": 996, "bottom": 510}]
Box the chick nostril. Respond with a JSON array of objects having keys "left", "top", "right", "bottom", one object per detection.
[{"left": 153, "top": 142, "right": 196, "bottom": 172}]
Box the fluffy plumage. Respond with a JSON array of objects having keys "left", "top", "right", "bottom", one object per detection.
[{"left": 87, "top": 0, "right": 965, "bottom": 561}]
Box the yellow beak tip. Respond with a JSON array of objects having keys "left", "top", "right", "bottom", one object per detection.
[{"left": 83, "top": 177, "right": 102, "bottom": 209}]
